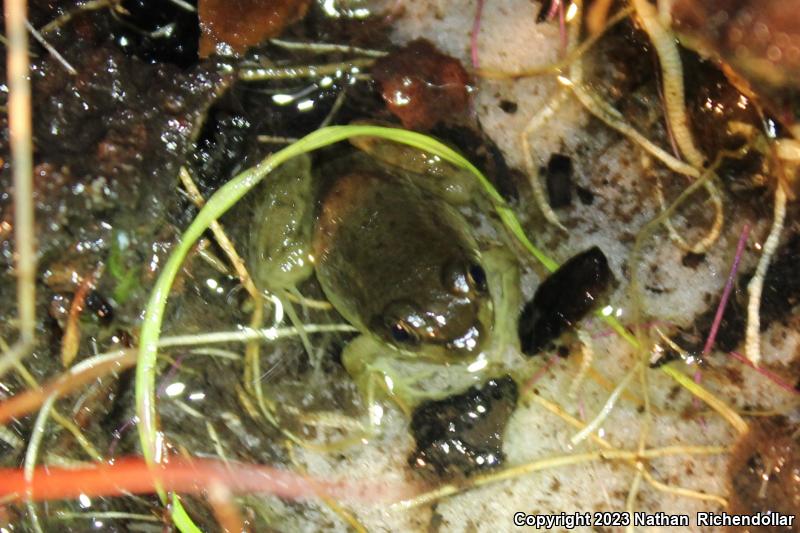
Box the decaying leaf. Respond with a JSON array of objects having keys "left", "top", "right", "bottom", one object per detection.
[{"left": 198, "top": 0, "right": 312, "bottom": 57}]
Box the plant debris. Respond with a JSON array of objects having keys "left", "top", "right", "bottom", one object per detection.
[
  {"left": 198, "top": 0, "right": 312, "bottom": 57},
  {"left": 372, "top": 39, "right": 472, "bottom": 131},
  {"left": 727, "top": 416, "right": 800, "bottom": 532},
  {"left": 0, "top": 42, "right": 232, "bottom": 336}
]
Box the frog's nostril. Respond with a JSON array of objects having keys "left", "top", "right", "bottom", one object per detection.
[{"left": 447, "top": 324, "right": 484, "bottom": 354}]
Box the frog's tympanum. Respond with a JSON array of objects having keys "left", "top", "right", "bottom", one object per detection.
[{"left": 250, "top": 137, "right": 524, "bottom": 414}]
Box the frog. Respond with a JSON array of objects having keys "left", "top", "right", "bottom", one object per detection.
[{"left": 249, "top": 136, "right": 525, "bottom": 420}]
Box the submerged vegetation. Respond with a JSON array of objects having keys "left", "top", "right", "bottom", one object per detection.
[{"left": 1, "top": 0, "right": 799, "bottom": 531}]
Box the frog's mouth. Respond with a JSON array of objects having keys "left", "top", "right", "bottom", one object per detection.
[
  {"left": 443, "top": 323, "right": 484, "bottom": 354},
  {"left": 371, "top": 296, "right": 494, "bottom": 360}
]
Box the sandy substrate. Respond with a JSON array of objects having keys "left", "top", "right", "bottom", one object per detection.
[{"left": 284, "top": 1, "right": 798, "bottom": 531}]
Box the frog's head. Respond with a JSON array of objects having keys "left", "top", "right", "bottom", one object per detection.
[
  {"left": 314, "top": 168, "right": 496, "bottom": 363},
  {"left": 368, "top": 255, "right": 494, "bottom": 360}
]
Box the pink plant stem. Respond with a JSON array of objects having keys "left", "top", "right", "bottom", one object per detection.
[
  {"left": 701, "top": 224, "right": 751, "bottom": 357},
  {"left": 546, "top": 0, "right": 560, "bottom": 21},
  {"left": 693, "top": 224, "right": 751, "bottom": 407},
  {"left": 470, "top": 0, "right": 485, "bottom": 69},
  {"left": 729, "top": 351, "right": 799, "bottom": 396}
]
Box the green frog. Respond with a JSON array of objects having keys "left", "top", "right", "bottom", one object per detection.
[{"left": 249, "top": 137, "right": 524, "bottom": 417}]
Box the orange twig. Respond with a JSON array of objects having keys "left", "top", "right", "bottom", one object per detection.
[
  {"left": 61, "top": 268, "right": 102, "bottom": 367},
  {"left": 0, "top": 350, "right": 135, "bottom": 424},
  {"left": 0, "top": 456, "right": 416, "bottom": 504}
]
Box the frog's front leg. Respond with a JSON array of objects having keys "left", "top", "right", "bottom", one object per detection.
[
  {"left": 482, "top": 246, "right": 523, "bottom": 353},
  {"left": 341, "top": 335, "right": 396, "bottom": 431},
  {"left": 342, "top": 335, "right": 445, "bottom": 425}
]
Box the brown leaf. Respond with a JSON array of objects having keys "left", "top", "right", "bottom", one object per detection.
[
  {"left": 198, "top": 0, "right": 312, "bottom": 58},
  {"left": 372, "top": 39, "right": 472, "bottom": 131}
]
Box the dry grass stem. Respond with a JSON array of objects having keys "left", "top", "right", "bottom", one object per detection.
[
  {"left": 0, "top": 0, "right": 36, "bottom": 380},
  {"left": 745, "top": 185, "right": 787, "bottom": 366}
]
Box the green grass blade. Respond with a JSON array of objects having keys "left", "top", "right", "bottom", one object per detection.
[{"left": 135, "top": 125, "right": 554, "bottom": 470}]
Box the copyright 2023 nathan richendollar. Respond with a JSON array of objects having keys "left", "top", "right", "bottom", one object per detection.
[{"left": 512, "top": 511, "right": 695, "bottom": 529}]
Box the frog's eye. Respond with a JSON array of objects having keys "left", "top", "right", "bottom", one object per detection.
[
  {"left": 467, "top": 263, "right": 488, "bottom": 293},
  {"left": 389, "top": 320, "right": 420, "bottom": 345},
  {"left": 373, "top": 301, "right": 423, "bottom": 347}
]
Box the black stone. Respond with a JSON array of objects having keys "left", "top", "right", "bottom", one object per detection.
[
  {"left": 499, "top": 100, "right": 518, "bottom": 114},
  {"left": 681, "top": 252, "right": 706, "bottom": 269},
  {"left": 576, "top": 185, "right": 595, "bottom": 205},
  {"left": 545, "top": 153, "right": 573, "bottom": 208},
  {"left": 519, "top": 246, "right": 613, "bottom": 356},
  {"left": 115, "top": 0, "right": 200, "bottom": 67},
  {"left": 85, "top": 291, "right": 114, "bottom": 325}
]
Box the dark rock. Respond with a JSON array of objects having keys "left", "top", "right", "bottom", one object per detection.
[
  {"left": 684, "top": 53, "right": 771, "bottom": 205},
  {"left": 681, "top": 252, "right": 706, "bottom": 269},
  {"left": 499, "top": 100, "right": 518, "bottom": 114},
  {"left": 575, "top": 185, "right": 595, "bottom": 205},
  {"left": 409, "top": 376, "right": 518, "bottom": 481},
  {"left": 85, "top": 290, "right": 114, "bottom": 325},
  {"left": 519, "top": 246, "right": 613, "bottom": 356},
  {"left": 115, "top": 0, "right": 201, "bottom": 67},
  {"left": 544, "top": 153, "right": 573, "bottom": 209}
]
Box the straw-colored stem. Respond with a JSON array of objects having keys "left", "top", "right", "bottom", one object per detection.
[
  {"left": 0, "top": 0, "right": 36, "bottom": 379},
  {"left": 745, "top": 185, "right": 787, "bottom": 367}
]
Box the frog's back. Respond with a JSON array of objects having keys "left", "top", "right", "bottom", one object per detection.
[{"left": 314, "top": 169, "right": 489, "bottom": 356}]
